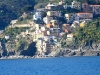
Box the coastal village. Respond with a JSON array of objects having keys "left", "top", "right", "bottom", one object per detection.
[{"left": 0, "top": 0, "right": 100, "bottom": 57}]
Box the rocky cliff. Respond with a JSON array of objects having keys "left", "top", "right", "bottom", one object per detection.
[
  {"left": 0, "top": 41, "right": 37, "bottom": 57},
  {"left": 0, "top": 40, "right": 100, "bottom": 58},
  {"left": 48, "top": 45, "right": 100, "bottom": 57}
]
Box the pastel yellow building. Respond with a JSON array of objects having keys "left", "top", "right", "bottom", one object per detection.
[
  {"left": 50, "top": 20, "right": 58, "bottom": 27},
  {"left": 80, "top": 21, "right": 85, "bottom": 27}
]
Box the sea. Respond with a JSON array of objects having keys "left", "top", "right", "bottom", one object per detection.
[{"left": 0, "top": 56, "right": 100, "bottom": 75}]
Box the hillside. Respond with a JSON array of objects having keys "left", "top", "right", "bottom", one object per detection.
[
  {"left": 0, "top": 0, "right": 100, "bottom": 57},
  {"left": 73, "top": 18, "right": 100, "bottom": 50},
  {"left": 0, "top": 0, "right": 35, "bottom": 29},
  {"left": 0, "top": 0, "right": 100, "bottom": 29}
]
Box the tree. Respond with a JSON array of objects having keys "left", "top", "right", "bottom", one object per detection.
[
  {"left": 74, "top": 18, "right": 100, "bottom": 48},
  {"left": 21, "top": 5, "right": 34, "bottom": 13}
]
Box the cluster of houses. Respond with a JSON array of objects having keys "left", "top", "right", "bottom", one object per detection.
[
  {"left": 32, "top": 0, "right": 100, "bottom": 55},
  {"left": 1, "top": 0, "right": 100, "bottom": 55}
]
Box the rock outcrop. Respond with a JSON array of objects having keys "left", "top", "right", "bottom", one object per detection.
[
  {"left": 0, "top": 42, "right": 7, "bottom": 57},
  {"left": 48, "top": 45, "right": 100, "bottom": 57},
  {"left": 0, "top": 41, "right": 37, "bottom": 57},
  {"left": 20, "top": 42, "right": 37, "bottom": 56},
  {"left": 0, "top": 40, "right": 100, "bottom": 58}
]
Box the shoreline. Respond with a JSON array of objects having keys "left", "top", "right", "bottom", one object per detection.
[
  {"left": 0, "top": 50, "right": 100, "bottom": 59},
  {"left": 0, "top": 54, "right": 100, "bottom": 60}
]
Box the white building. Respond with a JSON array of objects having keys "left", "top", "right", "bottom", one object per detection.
[
  {"left": 10, "top": 19, "right": 17, "bottom": 25},
  {"left": 66, "top": 34, "right": 73, "bottom": 42},
  {"left": 72, "top": 0, "right": 81, "bottom": 10},
  {"left": 64, "top": 4, "right": 73, "bottom": 9},
  {"left": 45, "top": 3, "right": 57, "bottom": 10},
  {"left": 36, "top": 37, "right": 54, "bottom": 55},
  {"left": 47, "top": 11, "right": 61, "bottom": 17},
  {"left": 65, "top": 13, "right": 76, "bottom": 22},
  {"left": 43, "top": 16, "right": 53, "bottom": 24},
  {"left": 5, "top": 36, "right": 9, "bottom": 40},
  {"left": 33, "top": 11, "right": 42, "bottom": 20}
]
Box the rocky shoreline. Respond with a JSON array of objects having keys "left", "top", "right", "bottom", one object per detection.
[
  {"left": 1, "top": 41, "right": 100, "bottom": 59},
  {"left": 0, "top": 50, "right": 100, "bottom": 59},
  {"left": 0, "top": 55, "right": 53, "bottom": 59}
]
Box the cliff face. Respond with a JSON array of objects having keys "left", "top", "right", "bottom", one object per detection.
[
  {"left": 48, "top": 44, "right": 100, "bottom": 57},
  {"left": 0, "top": 41, "right": 37, "bottom": 57},
  {"left": 0, "top": 40, "right": 100, "bottom": 57},
  {"left": 0, "top": 42, "right": 7, "bottom": 57},
  {"left": 20, "top": 42, "right": 37, "bottom": 56}
]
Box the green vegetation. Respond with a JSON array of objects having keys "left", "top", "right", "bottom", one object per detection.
[
  {"left": 0, "top": 0, "right": 100, "bottom": 29},
  {"left": 34, "top": 0, "right": 49, "bottom": 9},
  {"left": 16, "top": 12, "right": 33, "bottom": 24},
  {"left": 16, "top": 18, "right": 29, "bottom": 24},
  {"left": 3, "top": 27, "right": 30, "bottom": 38},
  {"left": 74, "top": 18, "right": 100, "bottom": 47},
  {"left": 21, "top": 5, "right": 34, "bottom": 12},
  {"left": 0, "top": 0, "right": 35, "bottom": 29},
  {"left": 1, "top": 26, "right": 33, "bottom": 50},
  {"left": 16, "top": 37, "right": 29, "bottom": 50}
]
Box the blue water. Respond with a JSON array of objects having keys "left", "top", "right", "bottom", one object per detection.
[{"left": 0, "top": 56, "right": 100, "bottom": 75}]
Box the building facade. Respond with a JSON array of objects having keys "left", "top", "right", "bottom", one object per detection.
[
  {"left": 90, "top": 5, "right": 100, "bottom": 14},
  {"left": 65, "top": 13, "right": 76, "bottom": 22},
  {"left": 47, "top": 11, "right": 60, "bottom": 17},
  {"left": 33, "top": 11, "right": 42, "bottom": 20},
  {"left": 76, "top": 12, "right": 93, "bottom": 20},
  {"left": 71, "top": 1, "right": 81, "bottom": 10},
  {"left": 82, "top": 3, "right": 90, "bottom": 12},
  {"left": 43, "top": 16, "right": 53, "bottom": 24}
]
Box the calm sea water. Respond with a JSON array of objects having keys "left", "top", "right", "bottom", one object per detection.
[{"left": 0, "top": 56, "right": 100, "bottom": 75}]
